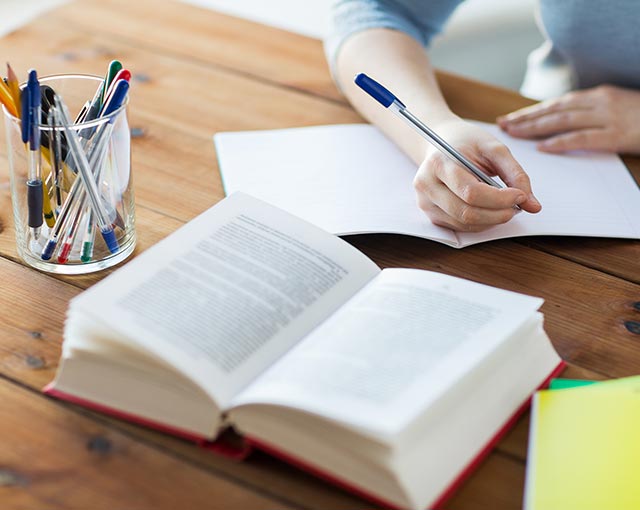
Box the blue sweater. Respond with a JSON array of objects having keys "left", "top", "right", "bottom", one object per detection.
[{"left": 325, "top": 0, "right": 640, "bottom": 97}]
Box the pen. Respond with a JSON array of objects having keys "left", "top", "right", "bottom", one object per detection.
[
  {"left": 83, "top": 59, "right": 123, "bottom": 126},
  {"left": 41, "top": 95, "right": 124, "bottom": 261},
  {"left": 355, "top": 73, "right": 504, "bottom": 190},
  {"left": 58, "top": 127, "right": 113, "bottom": 263},
  {"left": 22, "top": 69, "right": 44, "bottom": 240},
  {"left": 57, "top": 193, "right": 85, "bottom": 264},
  {"left": 84, "top": 78, "right": 130, "bottom": 259},
  {"left": 53, "top": 94, "right": 120, "bottom": 254},
  {"left": 103, "top": 69, "right": 131, "bottom": 104},
  {"left": 47, "top": 109, "right": 63, "bottom": 210}
]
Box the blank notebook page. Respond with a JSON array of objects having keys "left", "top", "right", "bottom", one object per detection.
[{"left": 215, "top": 123, "right": 640, "bottom": 247}]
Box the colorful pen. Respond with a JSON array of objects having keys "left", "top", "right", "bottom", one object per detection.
[
  {"left": 81, "top": 79, "right": 130, "bottom": 261},
  {"left": 103, "top": 69, "right": 131, "bottom": 103},
  {"left": 57, "top": 127, "right": 113, "bottom": 264},
  {"left": 54, "top": 95, "right": 120, "bottom": 254}
]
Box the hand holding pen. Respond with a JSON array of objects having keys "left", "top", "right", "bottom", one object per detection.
[{"left": 355, "top": 73, "right": 542, "bottom": 232}]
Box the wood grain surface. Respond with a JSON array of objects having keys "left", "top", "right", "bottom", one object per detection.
[{"left": 1, "top": 0, "right": 638, "bottom": 509}]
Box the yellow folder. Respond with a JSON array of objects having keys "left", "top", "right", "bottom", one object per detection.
[{"left": 525, "top": 377, "right": 640, "bottom": 510}]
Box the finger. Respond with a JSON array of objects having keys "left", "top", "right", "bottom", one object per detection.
[
  {"left": 424, "top": 181, "right": 518, "bottom": 229},
  {"left": 504, "top": 110, "right": 604, "bottom": 139},
  {"left": 422, "top": 202, "right": 492, "bottom": 232},
  {"left": 432, "top": 156, "right": 526, "bottom": 209},
  {"left": 418, "top": 192, "right": 507, "bottom": 232},
  {"left": 537, "top": 128, "right": 613, "bottom": 153},
  {"left": 497, "top": 91, "right": 592, "bottom": 126},
  {"left": 478, "top": 143, "right": 542, "bottom": 213}
]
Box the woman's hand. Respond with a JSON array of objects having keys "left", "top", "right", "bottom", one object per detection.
[
  {"left": 497, "top": 85, "right": 640, "bottom": 154},
  {"left": 414, "top": 118, "right": 542, "bottom": 232}
]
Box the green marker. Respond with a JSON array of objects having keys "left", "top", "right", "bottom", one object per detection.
[{"left": 102, "top": 60, "right": 122, "bottom": 104}]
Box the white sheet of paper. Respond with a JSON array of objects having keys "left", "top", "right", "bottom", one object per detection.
[{"left": 215, "top": 123, "right": 640, "bottom": 247}]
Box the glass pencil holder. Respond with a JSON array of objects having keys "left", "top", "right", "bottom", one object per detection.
[{"left": 3, "top": 74, "right": 136, "bottom": 274}]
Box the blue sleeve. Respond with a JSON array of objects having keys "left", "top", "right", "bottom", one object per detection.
[{"left": 324, "top": 0, "right": 464, "bottom": 73}]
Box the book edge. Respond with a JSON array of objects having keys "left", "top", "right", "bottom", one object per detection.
[
  {"left": 429, "top": 360, "right": 566, "bottom": 509},
  {"left": 42, "top": 358, "right": 567, "bottom": 509},
  {"left": 245, "top": 360, "right": 566, "bottom": 510}
]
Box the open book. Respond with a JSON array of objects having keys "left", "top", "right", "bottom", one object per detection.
[
  {"left": 46, "top": 193, "right": 563, "bottom": 510},
  {"left": 214, "top": 123, "right": 640, "bottom": 248}
]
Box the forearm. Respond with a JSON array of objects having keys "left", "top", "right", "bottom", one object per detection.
[{"left": 335, "top": 28, "right": 457, "bottom": 164}]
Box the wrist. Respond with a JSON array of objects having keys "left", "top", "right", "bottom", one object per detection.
[{"left": 416, "top": 112, "right": 462, "bottom": 155}]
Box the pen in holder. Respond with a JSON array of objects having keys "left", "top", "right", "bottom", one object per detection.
[{"left": 3, "top": 73, "right": 136, "bottom": 274}]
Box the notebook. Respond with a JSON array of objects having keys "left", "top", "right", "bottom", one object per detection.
[
  {"left": 525, "top": 376, "right": 640, "bottom": 509},
  {"left": 215, "top": 123, "right": 640, "bottom": 248}
]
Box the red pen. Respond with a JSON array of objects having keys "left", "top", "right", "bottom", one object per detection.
[{"left": 102, "top": 69, "right": 131, "bottom": 106}]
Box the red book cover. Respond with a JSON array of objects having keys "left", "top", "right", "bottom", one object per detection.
[
  {"left": 42, "top": 383, "right": 252, "bottom": 460},
  {"left": 43, "top": 360, "right": 566, "bottom": 509}
]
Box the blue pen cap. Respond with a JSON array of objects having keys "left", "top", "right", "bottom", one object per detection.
[
  {"left": 354, "top": 73, "right": 404, "bottom": 108},
  {"left": 100, "top": 80, "right": 130, "bottom": 119},
  {"left": 20, "top": 88, "right": 30, "bottom": 144},
  {"left": 27, "top": 69, "right": 40, "bottom": 147}
]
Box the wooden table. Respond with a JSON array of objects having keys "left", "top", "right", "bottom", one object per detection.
[{"left": 1, "top": 1, "right": 639, "bottom": 509}]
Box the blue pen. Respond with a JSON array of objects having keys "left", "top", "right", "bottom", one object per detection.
[
  {"left": 354, "top": 73, "right": 504, "bottom": 190},
  {"left": 22, "top": 69, "right": 44, "bottom": 240}
]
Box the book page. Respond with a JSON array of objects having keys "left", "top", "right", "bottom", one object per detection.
[
  {"left": 459, "top": 123, "right": 640, "bottom": 246},
  {"left": 232, "top": 268, "right": 543, "bottom": 437},
  {"left": 216, "top": 125, "right": 460, "bottom": 246},
  {"left": 73, "top": 192, "right": 380, "bottom": 407}
]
